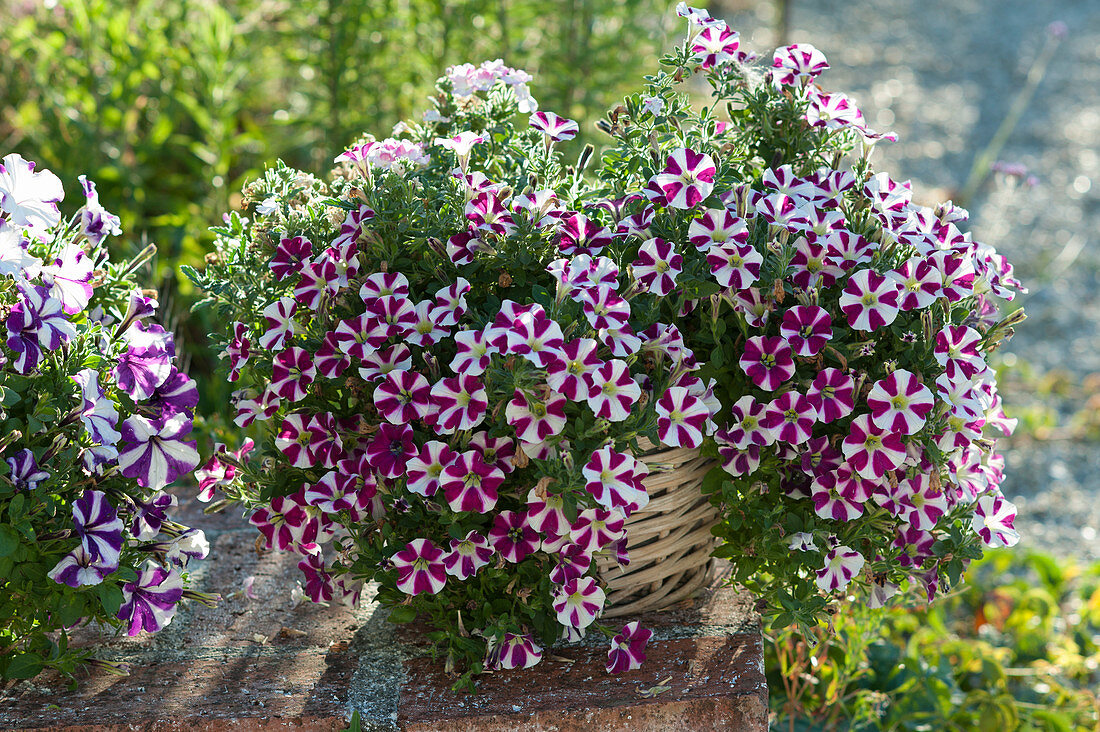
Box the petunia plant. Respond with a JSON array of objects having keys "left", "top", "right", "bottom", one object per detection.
[
  {"left": 0, "top": 155, "right": 205, "bottom": 681},
  {"left": 189, "top": 3, "right": 1024, "bottom": 686}
]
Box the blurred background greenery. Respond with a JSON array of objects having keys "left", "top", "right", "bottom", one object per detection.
[{"left": 0, "top": 0, "right": 676, "bottom": 428}]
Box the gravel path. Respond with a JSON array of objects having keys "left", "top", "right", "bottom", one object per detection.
[{"left": 721, "top": 0, "right": 1100, "bottom": 560}]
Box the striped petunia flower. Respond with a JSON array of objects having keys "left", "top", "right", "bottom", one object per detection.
[
  {"left": 270, "top": 347, "right": 317, "bottom": 403},
  {"left": 706, "top": 241, "right": 762, "bottom": 289},
  {"left": 430, "top": 374, "right": 489, "bottom": 434},
  {"left": 526, "top": 488, "right": 570, "bottom": 537},
  {"left": 933, "top": 325, "right": 986, "bottom": 380},
  {"left": 866, "top": 369, "right": 934, "bottom": 435},
  {"left": 440, "top": 450, "right": 503, "bottom": 514},
  {"left": 505, "top": 311, "right": 565, "bottom": 367},
  {"left": 359, "top": 271, "right": 410, "bottom": 300},
  {"left": 814, "top": 545, "right": 864, "bottom": 592},
  {"left": 788, "top": 234, "right": 844, "bottom": 290},
  {"left": 117, "top": 414, "right": 199, "bottom": 491},
  {"left": 810, "top": 471, "right": 864, "bottom": 522},
  {"left": 580, "top": 285, "right": 631, "bottom": 332},
  {"left": 839, "top": 270, "right": 901, "bottom": 331},
  {"left": 546, "top": 338, "right": 603, "bottom": 401},
  {"left": 971, "top": 494, "right": 1020, "bottom": 548},
  {"left": 374, "top": 369, "right": 432, "bottom": 424},
  {"left": 530, "top": 111, "right": 579, "bottom": 142},
  {"left": 549, "top": 543, "right": 592, "bottom": 584},
  {"left": 489, "top": 633, "right": 544, "bottom": 670},
  {"left": 586, "top": 360, "right": 642, "bottom": 422},
  {"left": 358, "top": 344, "right": 413, "bottom": 382},
  {"left": 405, "top": 441, "right": 456, "bottom": 497},
  {"left": 779, "top": 306, "right": 832, "bottom": 357},
  {"left": 72, "top": 489, "right": 124, "bottom": 568},
  {"left": 450, "top": 328, "right": 494, "bottom": 376},
  {"left": 552, "top": 576, "right": 606, "bottom": 629},
  {"left": 258, "top": 296, "right": 301, "bottom": 351},
  {"left": 841, "top": 414, "right": 907, "bottom": 480},
  {"left": 761, "top": 391, "right": 817, "bottom": 446},
  {"left": 771, "top": 43, "right": 829, "bottom": 86},
  {"left": 466, "top": 192, "right": 516, "bottom": 238},
  {"left": 557, "top": 213, "right": 612, "bottom": 256},
  {"left": 652, "top": 148, "right": 716, "bottom": 209},
  {"left": 569, "top": 507, "right": 626, "bottom": 554},
  {"left": 632, "top": 237, "right": 682, "bottom": 297},
  {"left": 488, "top": 510, "right": 540, "bottom": 563},
  {"left": 687, "top": 208, "right": 749, "bottom": 252},
  {"left": 505, "top": 389, "right": 567, "bottom": 444},
  {"left": 806, "top": 368, "right": 855, "bottom": 423},
  {"left": 47, "top": 544, "right": 114, "bottom": 588},
  {"left": 270, "top": 236, "right": 313, "bottom": 281},
  {"left": 899, "top": 475, "right": 948, "bottom": 531},
  {"left": 691, "top": 21, "right": 741, "bottom": 68},
  {"left": 583, "top": 446, "right": 649, "bottom": 514},
  {"left": 117, "top": 562, "right": 184, "bottom": 635},
  {"left": 392, "top": 538, "right": 447, "bottom": 596},
  {"left": 606, "top": 621, "right": 653, "bottom": 674},
  {"left": 887, "top": 257, "right": 942, "bottom": 311},
  {"left": 442, "top": 530, "right": 494, "bottom": 580},
  {"left": 655, "top": 386, "right": 710, "bottom": 449},
  {"left": 365, "top": 422, "right": 417, "bottom": 479},
  {"left": 738, "top": 335, "right": 795, "bottom": 391}
]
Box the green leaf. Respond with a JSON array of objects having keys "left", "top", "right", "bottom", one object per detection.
[
  {"left": 4, "top": 652, "right": 44, "bottom": 680},
  {"left": 96, "top": 583, "right": 124, "bottom": 616},
  {"left": 387, "top": 605, "right": 418, "bottom": 623},
  {"left": 0, "top": 526, "right": 19, "bottom": 556}
]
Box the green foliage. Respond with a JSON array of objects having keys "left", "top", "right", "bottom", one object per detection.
[{"left": 768, "top": 550, "right": 1100, "bottom": 731}]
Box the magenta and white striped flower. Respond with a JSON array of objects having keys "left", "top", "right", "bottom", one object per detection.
[
  {"left": 450, "top": 328, "right": 493, "bottom": 376},
  {"left": 815, "top": 545, "right": 864, "bottom": 592},
  {"left": 442, "top": 531, "right": 494, "bottom": 580},
  {"left": 552, "top": 576, "right": 606, "bottom": 629},
  {"left": 489, "top": 633, "right": 543, "bottom": 671},
  {"left": 587, "top": 360, "right": 641, "bottom": 422},
  {"left": 392, "top": 538, "right": 447, "bottom": 596},
  {"left": 294, "top": 258, "right": 339, "bottom": 310},
  {"left": 724, "top": 395, "right": 773, "bottom": 448},
  {"left": 632, "top": 237, "right": 682, "bottom": 296},
  {"left": 899, "top": 475, "right": 948, "bottom": 531},
  {"left": 506, "top": 389, "right": 567, "bottom": 443},
  {"left": 304, "top": 470, "right": 371, "bottom": 517},
  {"left": 530, "top": 111, "right": 579, "bottom": 141},
  {"left": 804, "top": 88, "right": 864, "bottom": 131},
  {"left": 971, "top": 494, "right": 1020, "bottom": 548},
  {"left": 789, "top": 234, "right": 844, "bottom": 289},
  {"left": 691, "top": 21, "right": 740, "bottom": 68},
  {"left": 549, "top": 542, "right": 592, "bottom": 584},
  {"left": 580, "top": 285, "right": 630, "bottom": 332},
  {"left": 48, "top": 545, "right": 113, "bottom": 588},
  {"left": 771, "top": 43, "right": 829, "bottom": 86},
  {"left": 365, "top": 422, "right": 417, "bottom": 479},
  {"left": 570, "top": 507, "right": 626, "bottom": 554},
  {"left": 655, "top": 386, "right": 710, "bottom": 449},
  {"left": 929, "top": 250, "right": 976, "bottom": 302},
  {"left": 359, "top": 344, "right": 413, "bottom": 382},
  {"left": 779, "top": 306, "right": 832, "bottom": 357},
  {"left": 557, "top": 213, "right": 612, "bottom": 256},
  {"left": 842, "top": 414, "right": 907, "bottom": 480},
  {"left": 505, "top": 312, "right": 565, "bottom": 367},
  {"left": 761, "top": 391, "right": 817, "bottom": 445},
  {"left": 866, "top": 369, "right": 934, "bottom": 435},
  {"left": 707, "top": 241, "right": 762, "bottom": 289},
  {"left": 270, "top": 347, "right": 317, "bottom": 402},
  {"left": 259, "top": 296, "right": 301, "bottom": 351},
  {"left": 406, "top": 300, "right": 450, "bottom": 347},
  {"left": 526, "top": 488, "right": 569, "bottom": 537},
  {"left": 832, "top": 463, "right": 876, "bottom": 503},
  {"left": 365, "top": 294, "right": 418, "bottom": 341},
  {"left": 118, "top": 414, "right": 199, "bottom": 490},
  {"left": 429, "top": 374, "right": 488, "bottom": 433},
  {"left": 887, "top": 258, "right": 942, "bottom": 311},
  {"left": 934, "top": 325, "right": 986, "bottom": 380},
  {"left": 738, "top": 335, "right": 795, "bottom": 391},
  {"left": 810, "top": 472, "right": 864, "bottom": 522},
  {"left": 360, "top": 271, "right": 410, "bottom": 301},
  {"left": 270, "top": 236, "right": 313, "bottom": 281},
  {"left": 823, "top": 229, "right": 874, "bottom": 271},
  {"left": 117, "top": 562, "right": 183, "bottom": 635},
  {"left": 652, "top": 148, "right": 716, "bottom": 209},
  {"left": 488, "top": 510, "right": 540, "bottom": 563},
  {"left": 755, "top": 193, "right": 810, "bottom": 231},
  {"left": 839, "top": 270, "right": 901, "bottom": 331},
  {"left": 807, "top": 368, "right": 856, "bottom": 423},
  {"left": 546, "top": 338, "right": 602, "bottom": 400},
  {"left": 513, "top": 189, "right": 563, "bottom": 228},
  {"left": 334, "top": 314, "right": 385, "bottom": 359},
  {"left": 606, "top": 621, "right": 653, "bottom": 674},
  {"left": 250, "top": 493, "right": 317, "bottom": 552},
  {"left": 466, "top": 191, "right": 516, "bottom": 237},
  {"left": 688, "top": 208, "right": 748, "bottom": 252},
  {"left": 469, "top": 432, "right": 517, "bottom": 474},
  {"left": 72, "top": 489, "right": 124, "bottom": 568},
  {"left": 430, "top": 278, "right": 471, "bottom": 327},
  {"left": 440, "top": 450, "right": 503, "bottom": 514},
  {"left": 583, "top": 446, "right": 648, "bottom": 513},
  {"left": 599, "top": 324, "right": 643, "bottom": 358},
  {"left": 405, "top": 441, "right": 456, "bottom": 497},
  {"left": 374, "top": 369, "right": 432, "bottom": 424}
]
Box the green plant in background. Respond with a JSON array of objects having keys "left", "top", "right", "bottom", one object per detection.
[{"left": 769, "top": 550, "right": 1100, "bottom": 731}]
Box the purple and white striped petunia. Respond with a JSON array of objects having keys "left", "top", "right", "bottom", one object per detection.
[
  {"left": 838, "top": 270, "right": 901, "bottom": 332},
  {"left": 779, "top": 306, "right": 832, "bottom": 357},
  {"left": 738, "top": 335, "right": 795, "bottom": 391},
  {"left": 866, "top": 369, "right": 934, "bottom": 435},
  {"left": 405, "top": 441, "right": 456, "bottom": 497},
  {"left": 655, "top": 386, "right": 710, "bottom": 449},
  {"left": 489, "top": 633, "right": 544, "bottom": 670},
  {"left": 429, "top": 374, "right": 489, "bottom": 434},
  {"left": 815, "top": 545, "right": 864, "bottom": 592},
  {"left": 117, "top": 414, "right": 199, "bottom": 490},
  {"left": 706, "top": 240, "right": 762, "bottom": 290},
  {"left": 652, "top": 148, "right": 716, "bottom": 209},
  {"left": 270, "top": 347, "right": 317, "bottom": 403},
  {"left": 841, "top": 414, "right": 907, "bottom": 480},
  {"left": 450, "top": 328, "right": 494, "bottom": 376},
  {"left": 788, "top": 234, "right": 844, "bottom": 290},
  {"left": 606, "top": 621, "right": 653, "bottom": 673},
  {"left": 48, "top": 544, "right": 115, "bottom": 588},
  {"left": 505, "top": 312, "right": 565, "bottom": 367},
  {"left": 586, "top": 360, "right": 642, "bottom": 422},
  {"left": 259, "top": 296, "right": 301, "bottom": 351},
  {"left": 442, "top": 530, "right": 494, "bottom": 580},
  {"left": 488, "top": 510, "right": 540, "bottom": 563},
  {"left": 580, "top": 285, "right": 631, "bottom": 332},
  {"left": 971, "top": 494, "right": 1020, "bottom": 548},
  {"left": 440, "top": 450, "right": 503, "bottom": 514},
  {"left": 691, "top": 21, "right": 741, "bottom": 68},
  {"left": 7, "top": 448, "right": 48, "bottom": 491},
  {"left": 887, "top": 258, "right": 942, "bottom": 311},
  {"left": 270, "top": 236, "right": 312, "bottom": 280},
  {"left": 465, "top": 192, "right": 516, "bottom": 238},
  {"left": 761, "top": 391, "right": 817, "bottom": 446},
  {"left": 569, "top": 507, "right": 626, "bottom": 554},
  {"left": 583, "top": 446, "right": 649, "bottom": 514},
  {"left": 526, "top": 488, "right": 569, "bottom": 537},
  {"left": 506, "top": 389, "right": 567, "bottom": 443},
  {"left": 771, "top": 43, "right": 829, "bottom": 86},
  {"left": 117, "top": 562, "right": 184, "bottom": 635},
  {"left": 899, "top": 475, "right": 949, "bottom": 531},
  {"left": 934, "top": 325, "right": 986, "bottom": 380},
  {"left": 688, "top": 208, "right": 749, "bottom": 252},
  {"left": 810, "top": 471, "right": 864, "bottom": 522},
  {"left": 72, "top": 489, "right": 124, "bottom": 568},
  {"left": 530, "top": 111, "right": 579, "bottom": 142},
  {"left": 557, "top": 213, "right": 613, "bottom": 256},
  {"left": 807, "top": 368, "right": 856, "bottom": 423},
  {"left": 374, "top": 369, "right": 432, "bottom": 424},
  {"left": 552, "top": 576, "right": 606, "bottom": 629},
  {"left": 546, "top": 338, "right": 602, "bottom": 401},
  {"left": 392, "top": 538, "right": 447, "bottom": 596},
  {"left": 632, "top": 237, "right": 682, "bottom": 297},
  {"left": 723, "top": 395, "right": 773, "bottom": 448}
]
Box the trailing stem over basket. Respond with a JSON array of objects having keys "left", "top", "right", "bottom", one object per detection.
[{"left": 191, "top": 2, "right": 1024, "bottom": 687}]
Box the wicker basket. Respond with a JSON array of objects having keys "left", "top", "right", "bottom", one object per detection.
[{"left": 595, "top": 439, "right": 723, "bottom": 618}]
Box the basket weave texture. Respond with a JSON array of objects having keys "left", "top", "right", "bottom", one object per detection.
[{"left": 596, "top": 439, "right": 722, "bottom": 618}]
